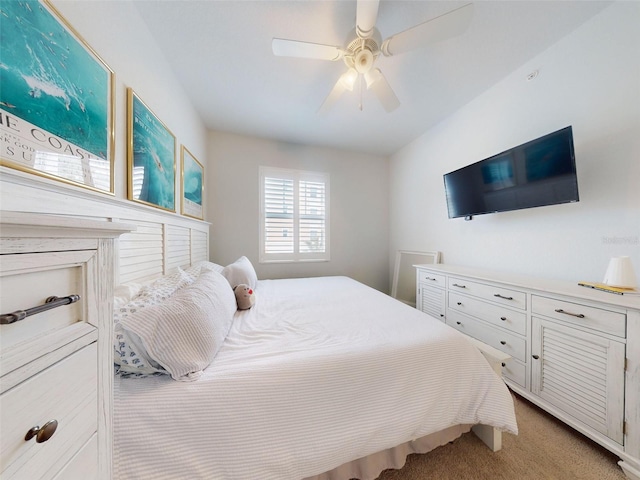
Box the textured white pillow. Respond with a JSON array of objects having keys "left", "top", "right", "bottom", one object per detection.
[
  {"left": 181, "top": 261, "right": 224, "bottom": 282},
  {"left": 118, "top": 267, "right": 237, "bottom": 381},
  {"left": 113, "top": 282, "right": 143, "bottom": 310},
  {"left": 114, "top": 269, "right": 193, "bottom": 325},
  {"left": 222, "top": 256, "right": 258, "bottom": 289}
]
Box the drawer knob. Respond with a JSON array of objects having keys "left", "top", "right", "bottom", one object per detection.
[
  {"left": 500, "top": 316, "right": 507, "bottom": 321},
  {"left": 494, "top": 293, "right": 514, "bottom": 300},
  {"left": 25, "top": 420, "right": 58, "bottom": 443},
  {"left": 452, "top": 283, "right": 466, "bottom": 289},
  {"left": 532, "top": 354, "right": 540, "bottom": 360},
  {"left": 501, "top": 362, "right": 506, "bottom": 367},
  {"left": 500, "top": 340, "right": 507, "bottom": 345},
  {"left": 554, "top": 308, "right": 585, "bottom": 319},
  {"left": 457, "top": 302, "right": 462, "bottom": 306},
  {"left": 456, "top": 321, "right": 461, "bottom": 325}
]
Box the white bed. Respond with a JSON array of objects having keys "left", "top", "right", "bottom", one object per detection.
[{"left": 113, "top": 271, "right": 517, "bottom": 480}]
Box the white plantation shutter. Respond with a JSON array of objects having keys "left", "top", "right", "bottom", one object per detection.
[
  {"left": 264, "top": 176, "right": 294, "bottom": 254},
  {"left": 260, "top": 167, "right": 330, "bottom": 262}
]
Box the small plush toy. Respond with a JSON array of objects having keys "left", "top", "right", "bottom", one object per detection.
[{"left": 233, "top": 284, "right": 256, "bottom": 310}]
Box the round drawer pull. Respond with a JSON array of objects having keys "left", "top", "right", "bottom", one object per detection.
[
  {"left": 456, "top": 321, "right": 461, "bottom": 325},
  {"left": 532, "top": 354, "right": 540, "bottom": 360},
  {"left": 500, "top": 316, "right": 507, "bottom": 321},
  {"left": 501, "top": 362, "right": 506, "bottom": 367},
  {"left": 25, "top": 420, "right": 58, "bottom": 443},
  {"left": 457, "top": 302, "right": 462, "bottom": 306},
  {"left": 500, "top": 340, "right": 506, "bottom": 345}
]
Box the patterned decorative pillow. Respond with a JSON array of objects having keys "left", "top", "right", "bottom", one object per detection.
[
  {"left": 118, "top": 266, "right": 237, "bottom": 381},
  {"left": 114, "top": 323, "right": 165, "bottom": 375},
  {"left": 222, "top": 256, "right": 258, "bottom": 289}
]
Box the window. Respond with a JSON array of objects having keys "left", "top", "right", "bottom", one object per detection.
[{"left": 259, "top": 166, "right": 330, "bottom": 263}]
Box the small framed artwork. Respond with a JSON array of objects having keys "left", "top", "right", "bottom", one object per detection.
[
  {"left": 127, "top": 88, "right": 176, "bottom": 212},
  {"left": 181, "top": 146, "right": 204, "bottom": 220},
  {"left": 0, "top": 0, "right": 114, "bottom": 193}
]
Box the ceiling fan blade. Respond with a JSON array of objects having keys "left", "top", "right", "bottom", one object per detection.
[
  {"left": 356, "top": 0, "right": 380, "bottom": 39},
  {"left": 365, "top": 68, "right": 400, "bottom": 112},
  {"left": 381, "top": 3, "right": 474, "bottom": 57},
  {"left": 272, "top": 38, "right": 343, "bottom": 61},
  {"left": 318, "top": 69, "right": 358, "bottom": 114}
]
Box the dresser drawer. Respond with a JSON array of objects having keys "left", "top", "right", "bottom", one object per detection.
[
  {"left": 53, "top": 434, "right": 98, "bottom": 480},
  {"left": 417, "top": 270, "right": 446, "bottom": 288},
  {"left": 447, "top": 310, "right": 526, "bottom": 362},
  {"left": 448, "top": 276, "right": 526, "bottom": 310},
  {"left": 1, "top": 343, "right": 97, "bottom": 480},
  {"left": 449, "top": 292, "right": 527, "bottom": 335},
  {"left": 0, "top": 250, "right": 97, "bottom": 379},
  {"left": 502, "top": 358, "right": 526, "bottom": 388},
  {"left": 531, "top": 295, "right": 626, "bottom": 337}
]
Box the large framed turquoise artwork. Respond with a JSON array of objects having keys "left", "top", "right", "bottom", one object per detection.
[
  {"left": 180, "top": 146, "right": 204, "bottom": 220},
  {"left": 127, "top": 88, "right": 176, "bottom": 212},
  {"left": 0, "top": 0, "right": 114, "bottom": 193}
]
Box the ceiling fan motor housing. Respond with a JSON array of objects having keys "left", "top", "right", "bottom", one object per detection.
[{"left": 343, "top": 29, "right": 381, "bottom": 74}]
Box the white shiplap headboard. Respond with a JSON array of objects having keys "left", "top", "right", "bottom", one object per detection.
[
  {"left": 118, "top": 219, "right": 209, "bottom": 284},
  {"left": 1, "top": 169, "right": 210, "bottom": 285}
]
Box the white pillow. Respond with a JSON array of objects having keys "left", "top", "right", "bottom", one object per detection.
[
  {"left": 113, "top": 282, "right": 143, "bottom": 310},
  {"left": 114, "top": 269, "right": 194, "bottom": 375},
  {"left": 222, "top": 256, "right": 258, "bottom": 289},
  {"left": 118, "top": 267, "right": 237, "bottom": 381},
  {"left": 181, "top": 261, "right": 224, "bottom": 282}
]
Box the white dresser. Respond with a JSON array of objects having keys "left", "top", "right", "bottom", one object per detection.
[
  {"left": 415, "top": 263, "right": 640, "bottom": 480},
  {"left": 0, "top": 213, "right": 131, "bottom": 480}
]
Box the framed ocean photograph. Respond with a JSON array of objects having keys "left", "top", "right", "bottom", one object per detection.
[
  {"left": 181, "top": 146, "right": 204, "bottom": 220},
  {"left": 0, "top": 0, "right": 114, "bottom": 193},
  {"left": 127, "top": 88, "right": 176, "bottom": 212}
]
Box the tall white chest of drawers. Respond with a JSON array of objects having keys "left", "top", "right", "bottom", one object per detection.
[
  {"left": 415, "top": 263, "right": 640, "bottom": 480},
  {"left": 0, "top": 213, "right": 131, "bottom": 480}
]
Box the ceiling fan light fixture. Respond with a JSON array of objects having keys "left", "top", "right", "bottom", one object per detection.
[{"left": 339, "top": 68, "right": 358, "bottom": 91}]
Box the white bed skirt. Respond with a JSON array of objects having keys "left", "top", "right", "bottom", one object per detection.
[{"left": 304, "top": 424, "right": 471, "bottom": 480}]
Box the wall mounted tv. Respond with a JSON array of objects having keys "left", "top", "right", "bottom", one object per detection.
[{"left": 444, "top": 126, "right": 579, "bottom": 219}]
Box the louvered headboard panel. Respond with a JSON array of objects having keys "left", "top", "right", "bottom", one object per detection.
[
  {"left": 166, "top": 224, "right": 191, "bottom": 273},
  {"left": 119, "top": 220, "right": 165, "bottom": 283},
  {"left": 118, "top": 219, "right": 210, "bottom": 285},
  {"left": 191, "top": 230, "right": 208, "bottom": 264}
]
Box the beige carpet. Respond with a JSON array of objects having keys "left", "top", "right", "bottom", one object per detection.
[{"left": 374, "top": 393, "right": 626, "bottom": 480}]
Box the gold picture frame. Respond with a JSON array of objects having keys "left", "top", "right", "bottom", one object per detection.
[
  {"left": 0, "top": 0, "right": 115, "bottom": 194},
  {"left": 126, "top": 88, "right": 176, "bottom": 212},
  {"left": 181, "top": 146, "right": 204, "bottom": 220}
]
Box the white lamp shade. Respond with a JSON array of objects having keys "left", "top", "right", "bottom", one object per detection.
[{"left": 602, "top": 256, "right": 637, "bottom": 288}]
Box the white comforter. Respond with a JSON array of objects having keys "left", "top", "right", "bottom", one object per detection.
[{"left": 114, "top": 276, "right": 517, "bottom": 480}]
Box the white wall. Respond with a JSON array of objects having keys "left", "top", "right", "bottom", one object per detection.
[
  {"left": 390, "top": 2, "right": 640, "bottom": 283},
  {"left": 208, "top": 131, "right": 390, "bottom": 292},
  {"left": 47, "top": 0, "right": 208, "bottom": 205}
]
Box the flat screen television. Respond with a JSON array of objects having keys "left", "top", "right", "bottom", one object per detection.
[{"left": 443, "top": 126, "right": 579, "bottom": 219}]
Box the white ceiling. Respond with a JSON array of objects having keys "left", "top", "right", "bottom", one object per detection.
[{"left": 133, "top": 0, "right": 610, "bottom": 156}]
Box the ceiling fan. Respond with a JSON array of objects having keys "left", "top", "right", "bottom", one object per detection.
[{"left": 272, "top": 1, "right": 474, "bottom": 113}]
